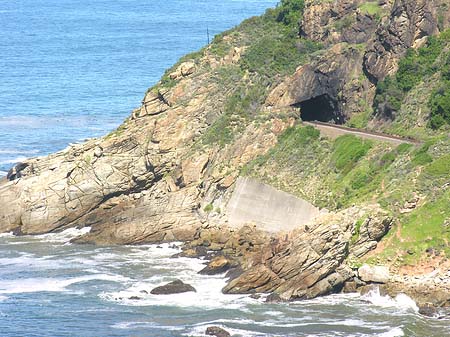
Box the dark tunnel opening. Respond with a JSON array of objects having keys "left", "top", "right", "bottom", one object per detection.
[{"left": 297, "top": 94, "right": 343, "bottom": 124}]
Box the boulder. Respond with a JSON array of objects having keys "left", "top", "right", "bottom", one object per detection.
[
  {"left": 199, "top": 256, "right": 231, "bottom": 275},
  {"left": 358, "top": 264, "right": 390, "bottom": 284},
  {"left": 205, "top": 326, "right": 231, "bottom": 337},
  {"left": 150, "top": 279, "right": 196, "bottom": 295},
  {"left": 419, "top": 304, "right": 439, "bottom": 318}
]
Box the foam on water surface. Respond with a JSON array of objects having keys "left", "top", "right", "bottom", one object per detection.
[
  {"left": 0, "top": 274, "right": 129, "bottom": 295},
  {"left": 361, "top": 286, "right": 419, "bottom": 312}
]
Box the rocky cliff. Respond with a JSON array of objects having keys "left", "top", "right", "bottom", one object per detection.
[{"left": 1, "top": 0, "right": 449, "bottom": 305}]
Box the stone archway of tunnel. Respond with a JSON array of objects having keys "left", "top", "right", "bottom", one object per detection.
[{"left": 296, "top": 94, "right": 344, "bottom": 124}]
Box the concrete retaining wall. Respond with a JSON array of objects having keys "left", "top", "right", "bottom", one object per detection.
[{"left": 227, "top": 177, "right": 320, "bottom": 232}]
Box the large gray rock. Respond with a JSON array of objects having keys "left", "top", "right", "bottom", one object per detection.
[{"left": 358, "top": 264, "right": 390, "bottom": 283}]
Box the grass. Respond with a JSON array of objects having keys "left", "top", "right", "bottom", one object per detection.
[
  {"left": 371, "top": 189, "right": 450, "bottom": 265},
  {"left": 331, "top": 135, "right": 372, "bottom": 174},
  {"left": 359, "top": 2, "right": 382, "bottom": 17},
  {"left": 424, "top": 154, "right": 450, "bottom": 177}
]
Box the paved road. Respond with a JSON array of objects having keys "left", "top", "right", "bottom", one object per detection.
[{"left": 303, "top": 121, "right": 419, "bottom": 146}]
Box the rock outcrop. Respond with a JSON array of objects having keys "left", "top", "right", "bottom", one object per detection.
[
  {"left": 364, "top": 0, "right": 444, "bottom": 82},
  {"left": 221, "top": 206, "right": 391, "bottom": 300}
]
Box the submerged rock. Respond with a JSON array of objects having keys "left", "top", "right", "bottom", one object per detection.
[
  {"left": 205, "top": 326, "right": 231, "bottom": 337},
  {"left": 150, "top": 279, "right": 196, "bottom": 295}
]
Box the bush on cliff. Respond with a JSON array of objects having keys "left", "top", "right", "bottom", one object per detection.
[{"left": 374, "top": 29, "right": 450, "bottom": 128}]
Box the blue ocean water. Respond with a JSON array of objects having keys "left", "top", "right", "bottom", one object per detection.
[
  {"left": 1, "top": 230, "right": 449, "bottom": 337},
  {"left": 0, "top": 0, "right": 277, "bottom": 175}
]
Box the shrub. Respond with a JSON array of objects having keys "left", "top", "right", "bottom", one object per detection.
[
  {"left": 428, "top": 86, "right": 450, "bottom": 129},
  {"left": 373, "top": 28, "right": 450, "bottom": 123},
  {"left": 412, "top": 142, "right": 433, "bottom": 166},
  {"left": 203, "top": 204, "right": 214, "bottom": 212}
]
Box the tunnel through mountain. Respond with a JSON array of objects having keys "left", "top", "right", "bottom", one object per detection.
[{"left": 297, "top": 94, "right": 343, "bottom": 124}]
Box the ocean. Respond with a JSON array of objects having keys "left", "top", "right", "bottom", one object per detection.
[{"left": 0, "top": 1, "right": 449, "bottom": 336}]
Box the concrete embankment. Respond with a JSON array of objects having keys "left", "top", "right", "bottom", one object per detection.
[{"left": 227, "top": 177, "right": 320, "bottom": 233}]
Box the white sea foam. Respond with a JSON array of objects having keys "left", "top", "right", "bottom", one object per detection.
[
  {"left": 378, "top": 327, "right": 405, "bottom": 337},
  {"left": 0, "top": 253, "right": 62, "bottom": 271},
  {"left": 361, "top": 286, "right": 418, "bottom": 312},
  {"left": 186, "top": 324, "right": 267, "bottom": 337},
  {"left": 0, "top": 232, "right": 14, "bottom": 238},
  {"left": 0, "top": 274, "right": 129, "bottom": 294},
  {"left": 0, "top": 170, "right": 7, "bottom": 177},
  {"left": 112, "top": 321, "right": 184, "bottom": 331},
  {"left": 0, "top": 156, "right": 29, "bottom": 165},
  {"left": 99, "top": 246, "right": 251, "bottom": 310},
  {"left": 0, "top": 149, "right": 39, "bottom": 155},
  {"left": 34, "top": 226, "right": 91, "bottom": 243},
  {"left": 0, "top": 295, "right": 8, "bottom": 302}
]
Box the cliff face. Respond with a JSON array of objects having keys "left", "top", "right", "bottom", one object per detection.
[{"left": 1, "top": 0, "right": 449, "bottom": 304}]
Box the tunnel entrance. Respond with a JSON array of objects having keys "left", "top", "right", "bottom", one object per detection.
[{"left": 297, "top": 94, "right": 343, "bottom": 124}]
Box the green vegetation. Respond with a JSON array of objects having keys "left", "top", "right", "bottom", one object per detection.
[
  {"left": 358, "top": 2, "right": 382, "bottom": 18},
  {"left": 351, "top": 218, "right": 365, "bottom": 244},
  {"left": 241, "top": 35, "right": 321, "bottom": 79},
  {"left": 424, "top": 154, "right": 450, "bottom": 177},
  {"left": 374, "top": 29, "right": 450, "bottom": 129},
  {"left": 198, "top": 0, "right": 322, "bottom": 147},
  {"left": 203, "top": 203, "right": 214, "bottom": 213},
  {"left": 411, "top": 142, "right": 433, "bottom": 166},
  {"left": 239, "top": 0, "right": 321, "bottom": 79},
  {"left": 331, "top": 135, "right": 372, "bottom": 174},
  {"left": 371, "top": 190, "right": 450, "bottom": 264},
  {"left": 240, "top": 125, "right": 321, "bottom": 176}
]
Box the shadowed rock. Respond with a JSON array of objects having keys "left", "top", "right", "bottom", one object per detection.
[
  {"left": 205, "top": 326, "right": 231, "bottom": 337},
  {"left": 150, "top": 279, "right": 196, "bottom": 295}
]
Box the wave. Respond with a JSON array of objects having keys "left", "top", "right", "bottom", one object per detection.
[
  {"left": 0, "top": 232, "right": 14, "bottom": 238},
  {"left": 378, "top": 327, "right": 405, "bottom": 337},
  {"left": 34, "top": 226, "right": 91, "bottom": 243},
  {"left": 361, "top": 286, "right": 418, "bottom": 312},
  {"left": 0, "top": 149, "right": 39, "bottom": 155},
  {"left": 0, "top": 273, "right": 129, "bottom": 295},
  {"left": 0, "top": 156, "right": 29, "bottom": 165},
  {"left": 186, "top": 325, "right": 264, "bottom": 337}
]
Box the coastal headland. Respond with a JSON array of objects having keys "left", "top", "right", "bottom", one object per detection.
[{"left": 1, "top": 0, "right": 449, "bottom": 311}]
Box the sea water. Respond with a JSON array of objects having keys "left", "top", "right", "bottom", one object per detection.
[
  {"left": 0, "top": 230, "right": 449, "bottom": 336},
  {"left": 1, "top": 1, "right": 450, "bottom": 336}
]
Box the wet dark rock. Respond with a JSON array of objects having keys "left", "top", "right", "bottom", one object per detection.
[
  {"left": 265, "top": 293, "right": 283, "bottom": 303},
  {"left": 205, "top": 326, "right": 231, "bottom": 337},
  {"left": 150, "top": 279, "right": 196, "bottom": 295},
  {"left": 419, "top": 304, "right": 439, "bottom": 318},
  {"left": 128, "top": 296, "right": 142, "bottom": 300},
  {"left": 224, "top": 266, "right": 244, "bottom": 282}
]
